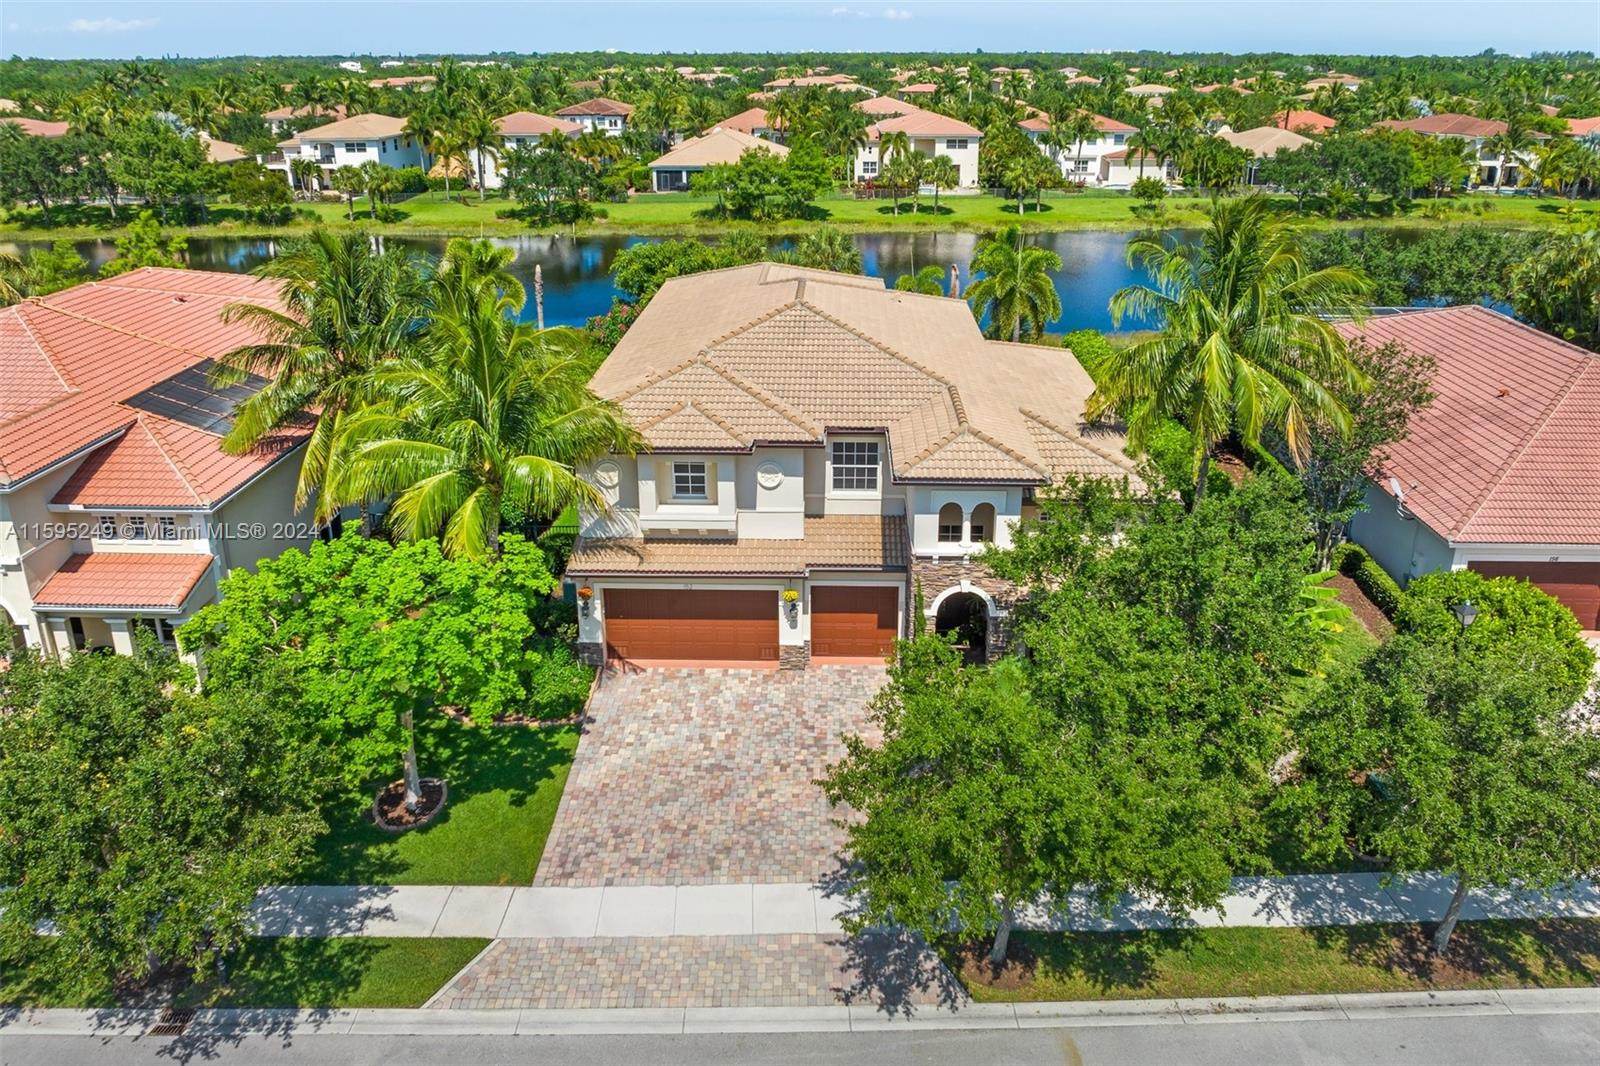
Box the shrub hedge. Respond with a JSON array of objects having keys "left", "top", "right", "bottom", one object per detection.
[{"left": 1333, "top": 542, "right": 1404, "bottom": 618}]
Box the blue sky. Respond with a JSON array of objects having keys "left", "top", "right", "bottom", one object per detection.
[{"left": 3, "top": 1, "right": 1597, "bottom": 60}]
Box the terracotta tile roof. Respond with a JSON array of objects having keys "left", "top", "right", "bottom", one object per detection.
[
  {"left": 496, "top": 111, "right": 581, "bottom": 137},
  {"left": 590, "top": 264, "right": 1138, "bottom": 486},
  {"left": 898, "top": 84, "right": 937, "bottom": 94},
  {"left": 569, "top": 516, "right": 907, "bottom": 576},
  {"left": 764, "top": 74, "right": 859, "bottom": 88},
  {"left": 555, "top": 97, "right": 635, "bottom": 117},
  {"left": 1020, "top": 111, "right": 1136, "bottom": 135},
  {"left": 1567, "top": 116, "right": 1600, "bottom": 136},
  {"left": 649, "top": 127, "right": 787, "bottom": 169},
  {"left": 34, "top": 552, "right": 213, "bottom": 610},
  {"left": 282, "top": 112, "right": 408, "bottom": 142},
  {"left": 868, "top": 111, "right": 982, "bottom": 139},
  {"left": 856, "top": 96, "right": 922, "bottom": 117},
  {"left": 3, "top": 117, "right": 70, "bottom": 137},
  {"left": 711, "top": 106, "right": 773, "bottom": 135},
  {"left": 0, "top": 268, "right": 305, "bottom": 501},
  {"left": 1342, "top": 305, "right": 1600, "bottom": 545},
  {"left": 1274, "top": 109, "right": 1338, "bottom": 132},
  {"left": 1373, "top": 113, "right": 1504, "bottom": 138}
]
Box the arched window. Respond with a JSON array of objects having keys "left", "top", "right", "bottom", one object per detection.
[
  {"left": 970, "top": 503, "right": 996, "bottom": 544},
  {"left": 937, "top": 502, "right": 963, "bottom": 543}
]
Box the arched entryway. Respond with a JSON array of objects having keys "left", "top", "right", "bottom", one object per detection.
[{"left": 935, "top": 591, "right": 989, "bottom": 664}]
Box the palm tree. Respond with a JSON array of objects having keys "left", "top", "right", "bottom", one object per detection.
[
  {"left": 331, "top": 165, "right": 364, "bottom": 220},
  {"left": 1487, "top": 112, "right": 1535, "bottom": 192},
  {"left": 0, "top": 250, "right": 25, "bottom": 307},
  {"left": 427, "top": 128, "right": 468, "bottom": 203},
  {"left": 879, "top": 152, "right": 918, "bottom": 216},
  {"left": 459, "top": 105, "right": 502, "bottom": 202},
  {"left": 786, "top": 228, "right": 862, "bottom": 273},
  {"left": 289, "top": 157, "right": 321, "bottom": 200},
  {"left": 894, "top": 264, "right": 948, "bottom": 296},
  {"left": 965, "top": 224, "right": 1063, "bottom": 342},
  {"left": 925, "top": 153, "right": 959, "bottom": 212},
  {"left": 358, "top": 160, "right": 387, "bottom": 219},
  {"left": 435, "top": 236, "right": 524, "bottom": 311},
  {"left": 214, "top": 230, "right": 427, "bottom": 521},
  {"left": 1093, "top": 196, "right": 1373, "bottom": 501},
  {"left": 334, "top": 274, "right": 640, "bottom": 559}
]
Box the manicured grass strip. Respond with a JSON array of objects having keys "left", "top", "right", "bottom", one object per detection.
[
  {"left": 294, "top": 716, "right": 579, "bottom": 886},
  {"left": 176, "top": 937, "right": 490, "bottom": 1009},
  {"left": 954, "top": 919, "right": 1600, "bottom": 1003}
]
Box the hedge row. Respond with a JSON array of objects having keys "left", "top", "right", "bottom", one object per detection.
[{"left": 1333, "top": 542, "right": 1405, "bottom": 619}]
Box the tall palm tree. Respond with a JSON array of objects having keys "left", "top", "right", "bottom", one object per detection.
[
  {"left": 0, "top": 250, "right": 25, "bottom": 307},
  {"left": 1487, "top": 111, "right": 1535, "bottom": 191},
  {"left": 965, "top": 224, "right": 1063, "bottom": 342},
  {"left": 435, "top": 236, "right": 524, "bottom": 312},
  {"left": 1093, "top": 196, "right": 1373, "bottom": 500},
  {"left": 215, "top": 231, "right": 427, "bottom": 521},
  {"left": 459, "top": 105, "right": 502, "bottom": 201},
  {"left": 289, "top": 157, "right": 321, "bottom": 200},
  {"left": 335, "top": 274, "right": 640, "bottom": 559},
  {"left": 331, "top": 165, "right": 364, "bottom": 220},
  {"left": 925, "top": 153, "right": 960, "bottom": 213},
  {"left": 427, "top": 128, "right": 468, "bottom": 202}
]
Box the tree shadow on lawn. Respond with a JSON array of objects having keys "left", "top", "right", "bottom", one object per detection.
[
  {"left": 872, "top": 203, "right": 955, "bottom": 217},
  {"left": 1312, "top": 918, "right": 1600, "bottom": 989},
  {"left": 998, "top": 202, "right": 1057, "bottom": 216},
  {"left": 297, "top": 717, "right": 578, "bottom": 884}
]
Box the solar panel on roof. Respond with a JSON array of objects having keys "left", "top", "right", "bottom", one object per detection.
[{"left": 122, "top": 359, "right": 268, "bottom": 434}]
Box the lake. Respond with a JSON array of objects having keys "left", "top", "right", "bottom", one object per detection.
[{"left": 2, "top": 230, "right": 1182, "bottom": 334}]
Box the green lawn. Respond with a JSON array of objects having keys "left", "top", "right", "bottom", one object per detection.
[
  {"left": 4, "top": 188, "right": 1591, "bottom": 242},
  {"left": 176, "top": 937, "right": 489, "bottom": 1009},
  {"left": 294, "top": 714, "right": 580, "bottom": 886},
  {"left": 957, "top": 919, "right": 1600, "bottom": 1003}
]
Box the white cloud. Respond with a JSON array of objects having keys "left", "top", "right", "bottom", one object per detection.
[
  {"left": 882, "top": 7, "right": 913, "bottom": 20},
  {"left": 830, "top": 5, "right": 850, "bottom": 13},
  {"left": 67, "top": 16, "right": 159, "bottom": 33}
]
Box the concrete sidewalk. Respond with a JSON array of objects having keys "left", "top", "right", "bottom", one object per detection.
[{"left": 249, "top": 872, "right": 1600, "bottom": 939}]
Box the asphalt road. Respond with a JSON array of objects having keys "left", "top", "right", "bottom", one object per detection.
[{"left": 6, "top": 1013, "right": 1600, "bottom": 1066}]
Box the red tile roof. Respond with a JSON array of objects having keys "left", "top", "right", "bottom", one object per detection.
[
  {"left": 3, "top": 117, "right": 70, "bottom": 137},
  {"left": 495, "top": 110, "right": 581, "bottom": 137},
  {"left": 1273, "top": 109, "right": 1337, "bottom": 132},
  {"left": 868, "top": 110, "right": 982, "bottom": 139},
  {"left": 1342, "top": 305, "right": 1600, "bottom": 545},
  {"left": 0, "top": 269, "right": 306, "bottom": 502},
  {"left": 34, "top": 552, "right": 213, "bottom": 610},
  {"left": 1373, "top": 113, "right": 1505, "bottom": 138},
  {"left": 711, "top": 106, "right": 773, "bottom": 135},
  {"left": 1566, "top": 116, "right": 1600, "bottom": 136}
]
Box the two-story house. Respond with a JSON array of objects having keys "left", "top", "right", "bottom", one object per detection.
[
  {"left": 264, "top": 113, "right": 427, "bottom": 191},
  {"left": 566, "top": 263, "right": 1139, "bottom": 669},
  {"left": 1373, "top": 113, "right": 1546, "bottom": 187},
  {"left": 554, "top": 97, "right": 635, "bottom": 137},
  {"left": 469, "top": 110, "right": 583, "bottom": 190},
  {"left": 0, "top": 269, "right": 321, "bottom": 660},
  {"left": 854, "top": 110, "right": 984, "bottom": 189},
  {"left": 1019, "top": 111, "right": 1139, "bottom": 184}
]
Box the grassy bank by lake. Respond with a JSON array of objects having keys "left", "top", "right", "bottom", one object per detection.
[{"left": 3, "top": 188, "right": 1592, "bottom": 244}]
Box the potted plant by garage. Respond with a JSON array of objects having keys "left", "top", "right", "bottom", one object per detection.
[{"left": 782, "top": 588, "right": 800, "bottom": 625}]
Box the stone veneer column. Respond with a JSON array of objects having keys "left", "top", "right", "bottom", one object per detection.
[{"left": 910, "top": 555, "right": 1023, "bottom": 663}]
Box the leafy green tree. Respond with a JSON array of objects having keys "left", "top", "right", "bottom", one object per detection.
[
  {"left": 228, "top": 160, "right": 294, "bottom": 223},
  {"left": 894, "top": 264, "right": 948, "bottom": 296},
  {"left": 0, "top": 240, "right": 87, "bottom": 304},
  {"left": 1060, "top": 328, "right": 1116, "bottom": 379},
  {"left": 924, "top": 152, "right": 960, "bottom": 213},
  {"left": 966, "top": 223, "right": 1063, "bottom": 341},
  {"left": 0, "top": 644, "right": 327, "bottom": 997},
  {"left": 1182, "top": 136, "right": 1248, "bottom": 196},
  {"left": 180, "top": 533, "right": 588, "bottom": 803},
  {"left": 109, "top": 115, "right": 207, "bottom": 223},
  {"left": 1129, "top": 174, "right": 1168, "bottom": 212},
  {"left": 331, "top": 164, "right": 364, "bottom": 220},
  {"left": 215, "top": 229, "right": 427, "bottom": 520},
  {"left": 692, "top": 140, "right": 831, "bottom": 222},
  {"left": 822, "top": 644, "right": 1099, "bottom": 963},
  {"left": 1256, "top": 144, "right": 1328, "bottom": 208},
  {"left": 0, "top": 129, "right": 81, "bottom": 224},
  {"left": 1282, "top": 570, "right": 1600, "bottom": 953},
  {"left": 610, "top": 235, "right": 768, "bottom": 305},
  {"left": 1095, "top": 196, "right": 1372, "bottom": 497},
  {"left": 1510, "top": 228, "right": 1600, "bottom": 350},
  {"left": 98, "top": 210, "right": 188, "bottom": 275},
  {"left": 334, "top": 269, "right": 640, "bottom": 559}
]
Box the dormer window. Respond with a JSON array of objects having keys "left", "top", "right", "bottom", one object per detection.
[
  {"left": 831, "top": 440, "right": 879, "bottom": 491},
  {"left": 672, "top": 461, "right": 708, "bottom": 500},
  {"left": 98, "top": 515, "right": 118, "bottom": 540}
]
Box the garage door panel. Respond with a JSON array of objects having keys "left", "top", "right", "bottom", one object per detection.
[
  {"left": 1468, "top": 561, "right": 1600, "bottom": 628},
  {"left": 604, "top": 589, "right": 778, "bottom": 662},
  {"left": 811, "top": 585, "right": 898, "bottom": 658}
]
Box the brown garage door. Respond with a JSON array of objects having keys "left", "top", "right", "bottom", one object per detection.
[
  {"left": 603, "top": 589, "right": 778, "bottom": 663},
  {"left": 1468, "top": 561, "right": 1600, "bottom": 628},
  {"left": 811, "top": 585, "right": 899, "bottom": 659}
]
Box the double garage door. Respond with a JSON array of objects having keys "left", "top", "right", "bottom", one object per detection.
[
  {"left": 602, "top": 586, "right": 898, "bottom": 664},
  {"left": 1469, "top": 561, "right": 1600, "bottom": 629}
]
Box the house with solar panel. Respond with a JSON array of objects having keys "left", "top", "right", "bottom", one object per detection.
[{"left": 0, "top": 268, "right": 322, "bottom": 659}]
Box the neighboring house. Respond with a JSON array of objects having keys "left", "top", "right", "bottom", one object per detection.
[
  {"left": 1568, "top": 116, "right": 1600, "bottom": 144},
  {"left": 1345, "top": 306, "right": 1600, "bottom": 631},
  {"left": 714, "top": 106, "right": 779, "bottom": 139},
  {"left": 1372, "top": 113, "right": 1544, "bottom": 186},
  {"left": 262, "top": 103, "right": 348, "bottom": 134},
  {"left": 263, "top": 112, "right": 427, "bottom": 190},
  {"left": 764, "top": 74, "right": 871, "bottom": 94},
  {"left": 897, "top": 83, "right": 937, "bottom": 98},
  {"left": 1305, "top": 73, "right": 1363, "bottom": 91},
  {"left": 1127, "top": 83, "right": 1175, "bottom": 105},
  {"left": 1019, "top": 110, "right": 1138, "bottom": 183},
  {"left": 338, "top": 61, "right": 365, "bottom": 73},
  {"left": 469, "top": 110, "right": 582, "bottom": 189},
  {"left": 567, "top": 263, "right": 1139, "bottom": 668},
  {"left": 0, "top": 268, "right": 322, "bottom": 660},
  {"left": 855, "top": 110, "right": 984, "bottom": 188},
  {"left": 1098, "top": 148, "right": 1176, "bottom": 187},
  {"left": 555, "top": 97, "right": 635, "bottom": 136},
  {"left": 2, "top": 117, "right": 70, "bottom": 137},
  {"left": 1217, "top": 125, "right": 1316, "bottom": 183},
  {"left": 648, "top": 126, "right": 788, "bottom": 191},
  {"left": 1273, "top": 109, "right": 1338, "bottom": 134},
  {"left": 855, "top": 96, "right": 923, "bottom": 119},
  {"left": 367, "top": 75, "right": 435, "bottom": 90},
  {"left": 202, "top": 136, "right": 249, "bottom": 165}
]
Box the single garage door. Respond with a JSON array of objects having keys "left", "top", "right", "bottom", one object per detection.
[
  {"left": 811, "top": 585, "right": 899, "bottom": 659},
  {"left": 603, "top": 589, "right": 778, "bottom": 663},
  {"left": 1468, "top": 561, "right": 1600, "bottom": 629}
]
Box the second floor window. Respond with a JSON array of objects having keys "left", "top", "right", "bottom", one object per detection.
[
  {"left": 861, "top": 160, "right": 878, "bottom": 176},
  {"left": 832, "top": 441, "right": 879, "bottom": 491},
  {"left": 158, "top": 516, "right": 178, "bottom": 540},
  {"left": 98, "top": 515, "right": 118, "bottom": 539},
  {"left": 672, "top": 461, "right": 708, "bottom": 500},
  {"left": 127, "top": 516, "right": 147, "bottom": 540},
  {"left": 946, "top": 138, "right": 969, "bottom": 150},
  {"left": 344, "top": 141, "right": 368, "bottom": 152}
]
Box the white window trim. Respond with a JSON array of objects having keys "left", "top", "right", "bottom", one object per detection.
[
  {"left": 827, "top": 437, "right": 883, "bottom": 498},
  {"left": 670, "top": 460, "right": 710, "bottom": 502}
]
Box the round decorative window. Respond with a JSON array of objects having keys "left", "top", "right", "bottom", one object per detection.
[
  {"left": 593, "top": 461, "right": 621, "bottom": 489},
  {"left": 756, "top": 462, "right": 784, "bottom": 489}
]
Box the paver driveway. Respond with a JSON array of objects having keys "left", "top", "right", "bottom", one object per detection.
[{"left": 534, "top": 665, "right": 886, "bottom": 887}]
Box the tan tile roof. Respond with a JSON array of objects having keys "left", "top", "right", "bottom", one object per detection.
[
  {"left": 0, "top": 268, "right": 306, "bottom": 499},
  {"left": 204, "top": 138, "right": 248, "bottom": 164},
  {"left": 868, "top": 111, "right": 982, "bottom": 139},
  {"left": 496, "top": 111, "right": 581, "bottom": 137},
  {"left": 590, "top": 264, "right": 1138, "bottom": 485},
  {"left": 284, "top": 112, "right": 409, "bottom": 142},
  {"left": 1567, "top": 116, "right": 1600, "bottom": 136},
  {"left": 1340, "top": 305, "right": 1600, "bottom": 545},
  {"left": 1218, "top": 126, "right": 1315, "bottom": 157},
  {"left": 262, "top": 104, "right": 347, "bottom": 122},
  {"left": 569, "top": 515, "right": 907, "bottom": 576},
  {"left": 649, "top": 127, "right": 787, "bottom": 169},
  {"left": 711, "top": 106, "right": 772, "bottom": 135},
  {"left": 856, "top": 96, "right": 923, "bottom": 117},
  {"left": 555, "top": 97, "right": 635, "bottom": 117},
  {"left": 34, "top": 552, "right": 213, "bottom": 610}
]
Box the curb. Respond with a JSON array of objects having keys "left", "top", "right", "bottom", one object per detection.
[{"left": 5, "top": 987, "right": 1598, "bottom": 1038}]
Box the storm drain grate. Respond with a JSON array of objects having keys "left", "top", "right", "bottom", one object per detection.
[{"left": 147, "top": 1007, "right": 195, "bottom": 1036}]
